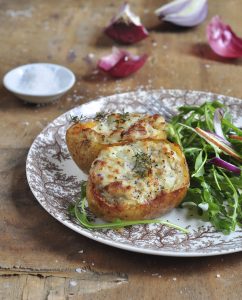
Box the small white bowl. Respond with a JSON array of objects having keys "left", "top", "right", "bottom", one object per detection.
[{"left": 3, "top": 63, "right": 76, "bottom": 104}]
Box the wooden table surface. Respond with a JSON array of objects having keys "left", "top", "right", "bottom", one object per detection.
[{"left": 1, "top": 0, "right": 242, "bottom": 299}]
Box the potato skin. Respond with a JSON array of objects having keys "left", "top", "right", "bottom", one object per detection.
[
  {"left": 87, "top": 180, "right": 188, "bottom": 221},
  {"left": 66, "top": 123, "right": 105, "bottom": 174},
  {"left": 86, "top": 141, "right": 190, "bottom": 221},
  {"left": 66, "top": 114, "right": 167, "bottom": 174}
]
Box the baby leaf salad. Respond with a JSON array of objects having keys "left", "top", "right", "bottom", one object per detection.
[{"left": 168, "top": 101, "right": 242, "bottom": 234}]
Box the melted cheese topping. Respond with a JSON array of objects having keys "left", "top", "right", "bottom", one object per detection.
[
  {"left": 89, "top": 140, "right": 187, "bottom": 205},
  {"left": 85, "top": 113, "right": 167, "bottom": 144}
]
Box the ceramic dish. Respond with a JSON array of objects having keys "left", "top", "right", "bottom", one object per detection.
[
  {"left": 3, "top": 63, "right": 75, "bottom": 104},
  {"left": 26, "top": 89, "right": 242, "bottom": 257}
]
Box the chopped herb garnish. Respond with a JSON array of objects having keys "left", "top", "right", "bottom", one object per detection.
[
  {"left": 133, "top": 152, "right": 152, "bottom": 178},
  {"left": 69, "top": 115, "right": 86, "bottom": 123},
  {"left": 119, "top": 112, "right": 130, "bottom": 122},
  {"left": 94, "top": 111, "right": 110, "bottom": 121}
]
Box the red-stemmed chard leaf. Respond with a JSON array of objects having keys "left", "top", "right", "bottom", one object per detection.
[
  {"left": 98, "top": 47, "right": 147, "bottom": 78},
  {"left": 209, "top": 157, "right": 241, "bottom": 175},
  {"left": 155, "top": 0, "right": 208, "bottom": 27},
  {"left": 105, "top": 3, "right": 148, "bottom": 44},
  {"left": 207, "top": 16, "right": 242, "bottom": 58}
]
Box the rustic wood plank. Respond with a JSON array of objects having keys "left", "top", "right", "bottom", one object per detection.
[{"left": 1, "top": 0, "right": 242, "bottom": 299}]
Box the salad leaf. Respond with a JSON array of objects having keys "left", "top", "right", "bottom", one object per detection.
[{"left": 169, "top": 101, "right": 242, "bottom": 234}]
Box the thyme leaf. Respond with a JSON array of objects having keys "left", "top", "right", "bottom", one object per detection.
[
  {"left": 133, "top": 152, "right": 152, "bottom": 178},
  {"left": 94, "top": 111, "right": 110, "bottom": 121},
  {"left": 69, "top": 115, "right": 86, "bottom": 123}
]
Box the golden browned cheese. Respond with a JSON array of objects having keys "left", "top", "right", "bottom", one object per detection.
[
  {"left": 66, "top": 113, "right": 167, "bottom": 173},
  {"left": 86, "top": 140, "right": 190, "bottom": 221}
]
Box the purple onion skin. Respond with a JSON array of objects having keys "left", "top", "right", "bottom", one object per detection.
[
  {"left": 209, "top": 157, "right": 241, "bottom": 175},
  {"left": 105, "top": 24, "right": 148, "bottom": 44},
  {"left": 204, "top": 130, "right": 232, "bottom": 147},
  {"left": 109, "top": 54, "right": 148, "bottom": 78},
  {"left": 98, "top": 49, "right": 126, "bottom": 71}
]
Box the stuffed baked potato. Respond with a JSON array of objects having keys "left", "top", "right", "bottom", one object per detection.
[
  {"left": 86, "top": 139, "right": 190, "bottom": 221},
  {"left": 66, "top": 113, "right": 167, "bottom": 173}
]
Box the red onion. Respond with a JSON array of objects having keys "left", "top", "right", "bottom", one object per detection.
[
  {"left": 195, "top": 127, "right": 242, "bottom": 162},
  {"left": 209, "top": 157, "right": 241, "bottom": 175},
  {"left": 98, "top": 47, "right": 147, "bottom": 78},
  {"left": 207, "top": 16, "right": 242, "bottom": 58},
  {"left": 105, "top": 3, "right": 148, "bottom": 44},
  {"left": 213, "top": 108, "right": 232, "bottom": 146},
  {"left": 155, "top": 0, "right": 208, "bottom": 27}
]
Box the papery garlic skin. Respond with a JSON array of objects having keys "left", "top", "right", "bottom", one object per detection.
[
  {"left": 207, "top": 16, "right": 242, "bottom": 58},
  {"left": 155, "top": 0, "right": 208, "bottom": 27},
  {"left": 105, "top": 3, "right": 148, "bottom": 44}
]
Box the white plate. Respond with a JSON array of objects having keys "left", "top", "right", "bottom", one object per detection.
[{"left": 26, "top": 89, "right": 242, "bottom": 257}]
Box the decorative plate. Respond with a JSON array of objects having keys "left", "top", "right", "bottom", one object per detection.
[{"left": 26, "top": 89, "right": 242, "bottom": 257}]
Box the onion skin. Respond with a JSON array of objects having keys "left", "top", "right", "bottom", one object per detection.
[
  {"left": 209, "top": 157, "right": 241, "bottom": 175},
  {"left": 213, "top": 109, "right": 232, "bottom": 146},
  {"left": 107, "top": 54, "right": 148, "bottom": 78},
  {"left": 155, "top": 0, "right": 208, "bottom": 27},
  {"left": 155, "top": 0, "right": 191, "bottom": 16},
  {"left": 105, "top": 23, "right": 148, "bottom": 44},
  {"left": 207, "top": 16, "right": 242, "bottom": 58},
  {"left": 195, "top": 127, "right": 242, "bottom": 162},
  {"left": 98, "top": 48, "right": 147, "bottom": 78},
  {"left": 105, "top": 3, "right": 148, "bottom": 44}
]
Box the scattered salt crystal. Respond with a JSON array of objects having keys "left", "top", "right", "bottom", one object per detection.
[
  {"left": 152, "top": 41, "right": 157, "bottom": 47},
  {"left": 204, "top": 64, "right": 211, "bottom": 69},
  {"left": 83, "top": 53, "right": 95, "bottom": 66},
  {"left": 91, "top": 262, "right": 95, "bottom": 266},
  {"left": 82, "top": 260, "right": 86, "bottom": 263},
  {"left": 151, "top": 273, "right": 159, "bottom": 276},
  {"left": 70, "top": 280, "right": 77, "bottom": 287},
  {"left": 6, "top": 8, "right": 33, "bottom": 18},
  {"left": 75, "top": 268, "right": 86, "bottom": 273},
  {"left": 78, "top": 250, "right": 84, "bottom": 254},
  {"left": 173, "top": 277, "right": 177, "bottom": 281},
  {"left": 22, "top": 121, "right": 29, "bottom": 126},
  {"left": 216, "top": 274, "right": 221, "bottom": 278},
  {"left": 18, "top": 65, "right": 60, "bottom": 94}
]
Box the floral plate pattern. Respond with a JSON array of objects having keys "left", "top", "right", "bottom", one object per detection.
[{"left": 26, "top": 89, "right": 242, "bottom": 257}]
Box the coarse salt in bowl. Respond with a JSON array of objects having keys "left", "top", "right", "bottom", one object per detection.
[{"left": 3, "top": 63, "right": 76, "bottom": 104}]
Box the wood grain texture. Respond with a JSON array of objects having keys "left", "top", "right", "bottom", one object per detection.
[{"left": 0, "top": 0, "right": 242, "bottom": 299}]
